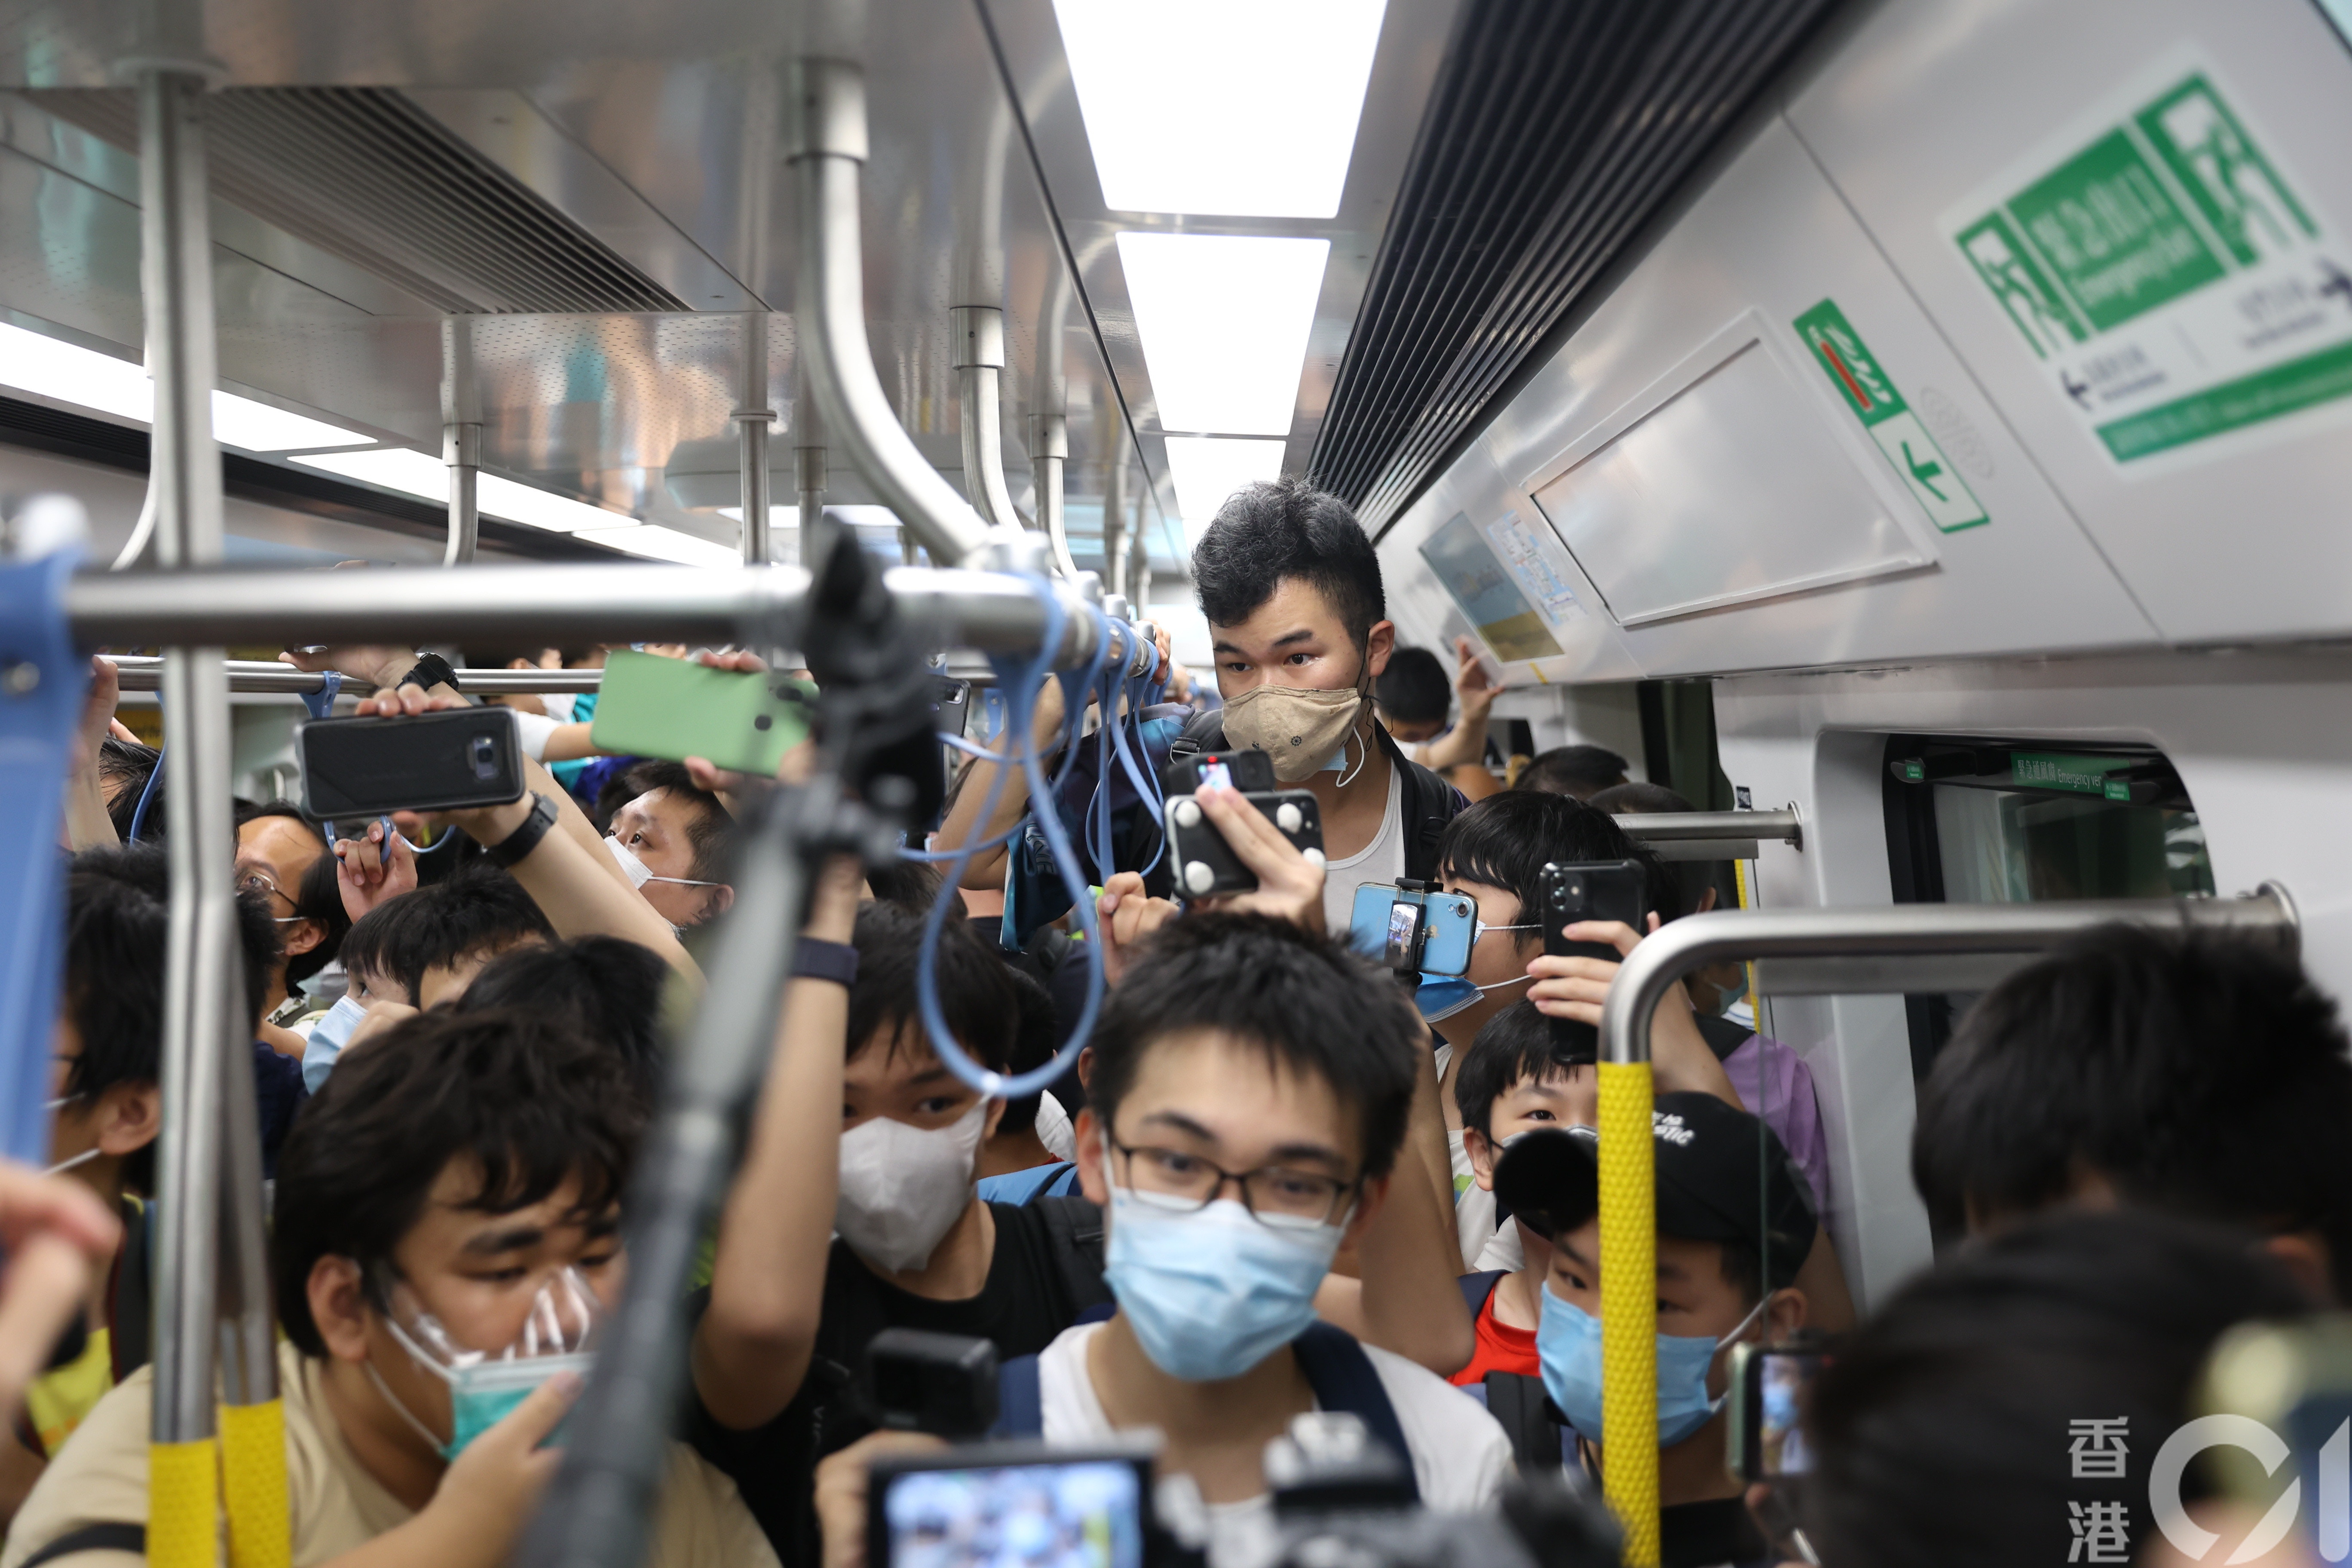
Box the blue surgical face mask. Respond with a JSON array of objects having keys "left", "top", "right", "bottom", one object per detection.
[
  {"left": 1415, "top": 972, "right": 1529, "bottom": 1022},
  {"left": 303, "top": 994, "right": 368, "bottom": 1094},
  {"left": 1536, "top": 1282, "right": 1768, "bottom": 1448},
  {"left": 1102, "top": 1178, "right": 1348, "bottom": 1382}
]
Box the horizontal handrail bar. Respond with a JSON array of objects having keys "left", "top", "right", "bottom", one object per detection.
[
  {"left": 1600, "top": 885, "right": 2297, "bottom": 1065},
  {"left": 105, "top": 655, "right": 606, "bottom": 697},
  {"left": 65, "top": 564, "right": 1101, "bottom": 670},
  {"left": 1615, "top": 810, "right": 1801, "bottom": 849}
]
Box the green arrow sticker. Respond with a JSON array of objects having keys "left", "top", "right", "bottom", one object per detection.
[{"left": 1794, "top": 299, "right": 1989, "bottom": 533}]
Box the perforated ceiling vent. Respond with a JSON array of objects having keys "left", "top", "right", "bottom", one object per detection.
[
  {"left": 1308, "top": 0, "right": 1841, "bottom": 535},
  {"left": 31, "top": 87, "right": 687, "bottom": 316}
]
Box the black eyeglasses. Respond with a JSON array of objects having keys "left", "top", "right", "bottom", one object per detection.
[{"left": 1106, "top": 1134, "right": 1360, "bottom": 1230}]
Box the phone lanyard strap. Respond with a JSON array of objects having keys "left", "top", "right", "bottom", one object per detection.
[{"left": 299, "top": 670, "right": 342, "bottom": 722}]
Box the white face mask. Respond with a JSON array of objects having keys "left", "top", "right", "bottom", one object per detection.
[
  {"left": 834, "top": 1100, "right": 990, "bottom": 1273},
  {"left": 540, "top": 692, "right": 576, "bottom": 723},
  {"left": 603, "top": 834, "right": 723, "bottom": 892}
]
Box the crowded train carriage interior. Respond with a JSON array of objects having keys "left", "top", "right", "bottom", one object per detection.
[{"left": 0, "top": 0, "right": 2349, "bottom": 1565}]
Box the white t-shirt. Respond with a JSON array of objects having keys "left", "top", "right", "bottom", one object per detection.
[
  {"left": 1320, "top": 761, "right": 1406, "bottom": 941},
  {"left": 512, "top": 708, "right": 564, "bottom": 762},
  {"left": 1035, "top": 1323, "right": 1513, "bottom": 1568}
]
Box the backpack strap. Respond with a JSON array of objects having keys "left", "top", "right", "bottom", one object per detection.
[
  {"left": 1290, "top": 1323, "right": 1421, "bottom": 1505},
  {"left": 110, "top": 1197, "right": 152, "bottom": 1384},
  {"left": 18, "top": 1522, "right": 144, "bottom": 1568},
  {"left": 1480, "top": 1371, "right": 1564, "bottom": 1473},
  {"left": 992, "top": 1354, "right": 1044, "bottom": 1439},
  {"left": 1381, "top": 726, "right": 1468, "bottom": 885},
  {"left": 1457, "top": 1270, "right": 1508, "bottom": 1317},
  {"left": 1030, "top": 1196, "right": 1114, "bottom": 1313}
]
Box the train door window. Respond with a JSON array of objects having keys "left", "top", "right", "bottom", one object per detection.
[{"left": 1882, "top": 736, "right": 2214, "bottom": 1085}]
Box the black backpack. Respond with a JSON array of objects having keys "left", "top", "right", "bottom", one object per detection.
[{"left": 1457, "top": 1270, "right": 1565, "bottom": 1473}]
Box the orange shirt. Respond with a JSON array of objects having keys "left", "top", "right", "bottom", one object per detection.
[{"left": 1449, "top": 1277, "right": 1540, "bottom": 1387}]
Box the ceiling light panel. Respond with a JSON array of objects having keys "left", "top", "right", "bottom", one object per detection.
[
  {"left": 477, "top": 475, "right": 631, "bottom": 533},
  {"left": 291, "top": 447, "right": 448, "bottom": 500},
  {"left": 0, "top": 323, "right": 368, "bottom": 451},
  {"left": 1164, "top": 436, "right": 1286, "bottom": 545},
  {"left": 1053, "top": 0, "right": 1387, "bottom": 217},
  {"left": 1118, "top": 233, "right": 1329, "bottom": 436},
  {"left": 575, "top": 524, "right": 740, "bottom": 567}
]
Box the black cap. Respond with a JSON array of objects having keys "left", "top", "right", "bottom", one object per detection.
[{"left": 1491, "top": 1092, "right": 1817, "bottom": 1289}]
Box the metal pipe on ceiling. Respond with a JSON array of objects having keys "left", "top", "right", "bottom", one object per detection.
[
  {"left": 794, "top": 352, "right": 833, "bottom": 573},
  {"left": 443, "top": 421, "right": 481, "bottom": 567},
  {"left": 1032, "top": 413, "right": 1075, "bottom": 581},
  {"left": 737, "top": 312, "right": 774, "bottom": 566},
  {"left": 789, "top": 58, "right": 1009, "bottom": 570},
  {"left": 952, "top": 306, "right": 1031, "bottom": 542},
  {"left": 103, "top": 655, "right": 606, "bottom": 696},
  {"left": 1589, "top": 884, "right": 2300, "bottom": 1565},
  {"left": 67, "top": 563, "right": 1105, "bottom": 668}
]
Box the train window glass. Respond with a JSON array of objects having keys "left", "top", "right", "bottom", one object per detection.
[{"left": 1881, "top": 737, "right": 2214, "bottom": 1082}]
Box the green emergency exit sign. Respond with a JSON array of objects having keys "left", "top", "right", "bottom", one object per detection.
[
  {"left": 2011, "top": 751, "right": 2133, "bottom": 801},
  {"left": 1793, "top": 299, "right": 1989, "bottom": 533}
]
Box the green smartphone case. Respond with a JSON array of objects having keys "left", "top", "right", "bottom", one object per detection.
[{"left": 588, "top": 651, "right": 814, "bottom": 776}]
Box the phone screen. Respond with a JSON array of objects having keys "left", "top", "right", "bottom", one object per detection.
[
  {"left": 1382, "top": 899, "right": 1425, "bottom": 971},
  {"left": 881, "top": 1459, "right": 1143, "bottom": 1568},
  {"left": 1758, "top": 1351, "right": 1828, "bottom": 1476},
  {"left": 1195, "top": 759, "right": 1233, "bottom": 793}
]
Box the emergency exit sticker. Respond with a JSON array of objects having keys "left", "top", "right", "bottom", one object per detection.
[
  {"left": 1944, "top": 47, "right": 2352, "bottom": 465},
  {"left": 1792, "top": 298, "right": 1989, "bottom": 532}
]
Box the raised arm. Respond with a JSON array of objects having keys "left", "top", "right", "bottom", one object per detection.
[
  {"left": 692, "top": 855, "right": 862, "bottom": 1429},
  {"left": 1524, "top": 916, "right": 1743, "bottom": 1109},
  {"left": 931, "top": 675, "right": 1066, "bottom": 889},
  {"left": 61, "top": 657, "right": 122, "bottom": 851}
]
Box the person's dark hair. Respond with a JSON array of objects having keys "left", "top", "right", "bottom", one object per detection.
[
  {"left": 99, "top": 737, "right": 162, "bottom": 843},
  {"left": 619, "top": 760, "right": 738, "bottom": 887},
  {"left": 1454, "top": 1000, "right": 1595, "bottom": 1139},
  {"left": 846, "top": 903, "right": 1018, "bottom": 1072},
  {"left": 270, "top": 1008, "right": 643, "bottom": 1357},
  {"left": 1807, "top": 1209, "right": 2307, "bottom": 1567},
  {"left": 994, "top": 967, "right": 1059, "bottom": 1137},
  {"left": 456, "top": 936, "right": 671, "bottom": 1106},
  {"left": 1374, "top": 646, "right": 1449, "bottom": 727},
  {"left": 1517, "top": 744, "right": 1629, "bottom": 799},
  {"left": 239, "top": 802, "right": 352, "bottom": 988},
  {"left": 1584, "top": 781, "right": 1691, "bottom": 815},
  {"left": 863, "top": 857, "right": 945, "bottom": 915},
  {"left": 1437, "top": 790, "right": 1646, "bottom": 947},
  {"left": 64, "top": 844, "right": 280, "bottom": 1192},
  {"left": 1089, "top": 914, "right": 1420, "bottom": 1178},
  {"left": 339, "top": 864, "right": 554, "bottom": 1005},
  {"left": 1190, "top": 479, "right": 1385, "bottom": 648},
  {"left": 1912, "top": 925, "right": 2352, "bottom": 1296}
]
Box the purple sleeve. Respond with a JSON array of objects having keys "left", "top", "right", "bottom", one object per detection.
[{"left": 1719, "top": 1035, "right": 1832, "bottom": 1217}]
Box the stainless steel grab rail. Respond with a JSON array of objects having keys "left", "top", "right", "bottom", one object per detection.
[
  {"left": 1614, "top": 809, "right": 1802, "bottom": 861},
  {"left": 103, "top": 655, "right": 607, "bottom": 697}
]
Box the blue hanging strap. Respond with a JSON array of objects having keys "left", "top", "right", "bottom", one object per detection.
[
  {"left": 298, "top": 668, "right": 342, "bottom": 722},
  {"left": 0, "top": 546, "right": 87, "bottom": 1162}
]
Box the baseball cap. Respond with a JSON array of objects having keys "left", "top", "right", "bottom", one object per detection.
[{"left": 1491, "top": 1091, "right": 1817, "bottom": 1289}]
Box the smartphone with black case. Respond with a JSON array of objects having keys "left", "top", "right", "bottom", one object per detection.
[
  {"left": 1163, "top": 789, "right": 1323, "bottom": 898},
  {"left": 1541, "top": 858, "right": 1649, "bottom": 963},
  {"left": 1164, "top": 747, "right": 1276, "bottom": 797},
  {"left": 296, "top": 707, "right": 524, "bottom": 821},
  {"left": 867, "top": 1441, "right": 1157, "bottom": 1568},
  {"left": 1727, "top": 1342, "right": 1834, "bottom": 1482}
]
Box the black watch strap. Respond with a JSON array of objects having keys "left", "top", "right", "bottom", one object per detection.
[
  {"left": 485, "top": 792, "right": 558, "bottom": 868},
  {"left": 791, "top": 938, "right": 859, "bottom": 987},
  {"left": 395, "top": 652, "right": 461, "bottom": 693}
]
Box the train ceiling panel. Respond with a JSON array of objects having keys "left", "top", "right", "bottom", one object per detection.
[
  {"left": 1308, "top": 0, "right": 1843, "bottom": 538},
  {"left": 1788, "top": 0, "right": 2352, "bottom": 647},
  {"left": 1378, "top": 118, "right": 2160, "bottom": 683}
]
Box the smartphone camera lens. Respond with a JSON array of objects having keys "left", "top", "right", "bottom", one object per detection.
[{"left": 471, "top": 735, "right": 497, "bottom": 780}]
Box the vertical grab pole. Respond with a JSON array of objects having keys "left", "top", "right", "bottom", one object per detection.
[
  {"left": 793, "top": 354, "right": 834, "bottom": 571},
  {"left": 442, "top": 423, "right": 481, "bottom": 568},
  {"left": 952, "top": 306, "right": 1029, "bottom": 538},
  {"left": 1103, "top": 449, "right": 1127, "bottom": 601},
  {"left": 1598, "top": 985, "right": 1667, "bottom": 1565},
  {"left": 737, "top": 312, "right": 775, "bottom": 566},
  {"left": 132, "top": 58, "right": 290, "bottom": 1568}
]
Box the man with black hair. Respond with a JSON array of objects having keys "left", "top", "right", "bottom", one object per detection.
[
  {"left": 1373, "top": 646, "right": 1452, "bottom": 744},
  {"left": 1517, "top": 744, "right": 1629, "bottom": 800},
  {"left": 8, "top": 846, "right": 300, "bottom": 1517},
  {"left": 454, "top": 935, "right": 674, "bottom": 1108},
  {"left": 937, "top": 479, "right": 1466, "bottom": 938},
  {"left": 1377, "top": 637, "right": 1505, "bottom": 802},
  {"left": 816, "top": 914, "right": 1511, "bottom": 1568},
  {"left": 1806, "top": 1210, "right": 2309, "bottom": 1567},
  {"left": 4, "top": 1008, "right": 775, "bottom": 1568},
  {"left": 606, "top": 759, "right": 737, "bottom": 930},
  {"left": 236, "top": 802, "right": 352, "bottom": 1038},
  {"left": 1491, "top": 1094, "right": 1815, "bottom": 1568},
  {"left": 1911, "top": 923, "right": 2352, "bottom": 1302}
]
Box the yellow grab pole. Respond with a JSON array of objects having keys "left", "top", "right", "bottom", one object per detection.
[
  {"left": 147, "top": 1438, "right": 218, "bottom": 1568},
  {"left": 1734, "top": 858, "right": 1761, "bottom": 1018},
  {"left": 1596, "top": 1057, "right": 1659, "bottom": 1566},
  {"left": 221, "top": 1400, "right": 291, "bottom": 1568}
]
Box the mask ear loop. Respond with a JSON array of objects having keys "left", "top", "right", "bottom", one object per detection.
[{"left": 364, "top": 1357, "right": 452, "bottom": 1453}]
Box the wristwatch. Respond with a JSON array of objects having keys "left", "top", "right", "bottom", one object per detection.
[
  {"left": 484, "top": 791, "right": 558, "bottom": 868},
  {"left": 393, "top": 652, "right": 462, "bottom": 693},
  {"left": 791, "top": 938, "right": 860, "bottom": 987}
]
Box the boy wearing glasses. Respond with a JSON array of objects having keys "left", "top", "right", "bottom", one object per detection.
[{"left": 966, "top": 914, "right": 1508, "bottom": 1563}]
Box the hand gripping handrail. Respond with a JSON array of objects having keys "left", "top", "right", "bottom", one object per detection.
[
  {"left": 1588, "top": 885, "right": 2297, "bottom": 1565},
  {"left": 791, "top": 58, "right": 1014, "bottom": 569}
]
